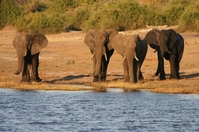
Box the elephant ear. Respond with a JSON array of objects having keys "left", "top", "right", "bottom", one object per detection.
[
  {"left": 111, "top": 34, "right": 125, "bottom": 56},
  {"left": 144, "top": 29, "right": 159, "bottom": 46},
  {"left": 84, "top": 29, "right": 95, "bottom": 51},
  {"left": 13, "top": 34, "right": 28, "bottom": 57},
  {"left": 165, "top": 29, "right": 177, "bottom": 49},
  {"left": 134, "top": 34, "right": 141, "bottom": 55},
  {"left": 106, "top": 29, "right": 118, "bottom": 50},
  {"left": 31, "top": 34, "right": 48, "bottom": 55}
]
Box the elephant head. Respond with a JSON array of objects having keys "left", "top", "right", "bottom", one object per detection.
[
  {"left": 109, "top": 34, "right": 144, "bottom": 83},
  {"left": 13, "top": 33, "right": 48, "bottom": 75},
  {"left": 84, "top": 29, "right": 118, "bottom": 82},
  {"left": 146, "top": 29, "right": 177, "bottom": 59}
]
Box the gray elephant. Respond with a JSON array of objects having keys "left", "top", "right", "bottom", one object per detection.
[
  {"left": 84, "top": 29, "right": 118, "bottom": 82},
  {"left": 108, "top": 34, "right": 148, "bottom": 83},
  {"left": 13, "top": 33, "right": 48, "bottom": 82},
  {"left": 144, "top": 29, "right": 184, "bottom": 80}
]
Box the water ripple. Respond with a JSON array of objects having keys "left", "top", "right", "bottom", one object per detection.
[{"left": 0, "top": 89, "right": 199, "bottom": 131}]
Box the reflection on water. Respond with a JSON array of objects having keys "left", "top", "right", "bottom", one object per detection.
[{"left": 0, "top": 88, "right": 199, "bottom": 131}]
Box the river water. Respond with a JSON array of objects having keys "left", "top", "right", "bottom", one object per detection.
[{"left": 0, "top": 88, "right": 199, "bottom": 132}]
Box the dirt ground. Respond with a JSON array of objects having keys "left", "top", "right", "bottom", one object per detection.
[{"left": 0, "top": 26, "right": 199, "bottom": 93}]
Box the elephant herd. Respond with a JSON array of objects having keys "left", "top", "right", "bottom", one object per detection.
[{"left": 13, "top": 28, "right": 184, "bottom": 83}]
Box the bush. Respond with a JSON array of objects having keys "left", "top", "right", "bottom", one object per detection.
[
  {"left": 178, "top": 4, "right": 199, "bottom": 32},
  {"left": 0, "top": 0, "right": 21, "bottom": 29},
  {"left": 1, "top": 0, "right": 199, "bottom": 33},
  {"left": 163, "top": 0, "right": 191, "bottom": 26}
]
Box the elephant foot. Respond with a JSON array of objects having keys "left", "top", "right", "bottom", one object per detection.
[
  {"left": 93, "top": 76, "right": 106, "bottom": 82},
  {"left": 93, "top": 76, "right": 99, "bottom": 82},
  {"left": 124, "top": 75, "right": 130, "bottom": 82},
  {"left": 14, "top": 71, "right": 20, "bottom": 75},
  {"left": 159, "top": 76, "right": 166, "bottom": 80},
  {"left": 31, "top": 76, "right": 42, "bottom": 82},
  {"left": 170, "top": 75, "right": 180, "bottom": 80},
  {"left": 21, "top": 77, "right": 31, "bottom": 82},
  {"left": 155, "top": 72, "right": 159, "bottom": 76}
]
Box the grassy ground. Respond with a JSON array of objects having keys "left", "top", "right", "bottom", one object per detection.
[{"left": 0, "top": 26, "right": 199, "bottom": 94}]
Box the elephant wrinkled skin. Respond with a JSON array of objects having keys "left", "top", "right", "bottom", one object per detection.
[
  {"left": 144, "top": 29, "right": 184, "bottom": 80},
  {"left": 13, "top": 33, "right": 48, "bottom": 82},
  {"left": 84, "top": 29, "right": 118, "bottom": 82},
  {"left": 108, "top": 34, "right": 148, "bottom": 83}
]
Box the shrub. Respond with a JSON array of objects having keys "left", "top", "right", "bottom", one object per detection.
[
  {"left": 178, "top": 4, "right": 199, "bottom": 32},
  {"left": 1, "top": 0, "right": 199, "bottom": 33},
  {"left": 163, "top": 0, "right": 191, "bottom": 26},
  {"left": 0, "top": 0, "right": 21, "bottom": 29},
  {"left": 70, "top": 7, "right": 90, "bottom": 31}
]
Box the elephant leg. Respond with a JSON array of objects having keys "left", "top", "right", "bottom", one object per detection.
[
  {"left": 100, "top": 57, "right": 107, "bottom": 82},
  {"left": 169, "top": 54, "right": 180, "bottom": 79},
  {"left": 123, "top": 58, "right": 130, "bottom": 82},
  {"left": 155, "top": 51, "right": 161, "bottom": 76},
  {"left": 92, "top": 57, "right": 99, "bottom": 82},
  {"left": 159, "top": 57, "right": 166, "bottom": 80},
  {"left": 31, "top": 53, "right": 42, "bottom": 82},
  {"left": 99, "top": 50, "right": 114, "bottom": 82},
  {"left": 21, "top": 57, "right": 31, "bottom": 82},
  {"left": 139, "top": 71, "right": 144, "bottom": 80},
  {"left": 157, "top": 51, "right": 166, "bottom": 80}
]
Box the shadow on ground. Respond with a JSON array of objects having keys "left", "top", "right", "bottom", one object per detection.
[
  {"left": 51, "top": 74, "right": 90, "bottom": 82},
  {"left": 181, "top": 72, "right": 199, "bottom": 79}
]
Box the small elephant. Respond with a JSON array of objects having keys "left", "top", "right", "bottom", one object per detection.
[
  {"left": 13, "top": 33, "right": 48, "bottom": 82},
  {"left": 144, "top": 29, "right": 184, "bottom": 80},
  {"left": 108, "top": 34, "right": 148, "bottom": 83},
  {"left": 84, "top": 29, "right": 118, "bottom": 82}
]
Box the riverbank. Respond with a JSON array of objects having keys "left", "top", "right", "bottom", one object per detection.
[{"left": 0, "top": 26, "right": 199, "bottom": 94}]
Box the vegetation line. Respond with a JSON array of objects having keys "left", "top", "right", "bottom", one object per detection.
[{"left": 1, "top": 0, "right": 199, "bottom": 33}]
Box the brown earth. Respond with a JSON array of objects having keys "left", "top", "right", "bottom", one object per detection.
[{"left": 0, "top": 26, "right": 199, "bottom": 94}]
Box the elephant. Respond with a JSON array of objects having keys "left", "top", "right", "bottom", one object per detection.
[
  {"left": 144, "top": 29, "right": 184, "bottom": 80},
  {"left": 13, "top": 33, "right": 48, "bottom": 82},
  {"left": 108, "top": 34, "right": 148, "bottom": 83},
  {"left": 84, "top": 29, "right": 118, "bottom": 82}
]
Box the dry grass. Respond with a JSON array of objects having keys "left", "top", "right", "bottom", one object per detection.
[{"left": 0, "top": 77, "right": 199, "bottom": 94}]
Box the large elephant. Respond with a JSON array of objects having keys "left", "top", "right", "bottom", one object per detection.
[
  {"left": 144, "top": 29, "right": 184, "bottom": 80},
  {"left": 84, "top": 29, "right": 118, "bottom": 82},
  {"left": 108, "top": 34, "right": 148, "bottom": 83},
  {"left": 13, "top": 33, "right": 48, "bottom": 82}
]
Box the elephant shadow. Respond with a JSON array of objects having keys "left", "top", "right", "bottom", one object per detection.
[
  {"left": 51, "top": 74, "right": 90, "bottom": 83},
  {"left": 180, "top": 72, "right": 199, "bottom": 79}
]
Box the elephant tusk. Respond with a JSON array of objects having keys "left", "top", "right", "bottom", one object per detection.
[
  {"left": 104, "top": 53, "right": 107, "bottom": 61},
  {"left": 90, "top": 54, "right": 95, "bottom": 61},
  {"left": 13, "top": 54, "right": 17, "bottom": 59},
  {"left": 135, "top": 56, "right": 139, "bottom": 61},
  {"left": 167, "top": 50, "right": 171, "bottom": 54},
  {"left": 122, "top": 56, "right": 126, "bottom": 62},
  {"left": 103, "top": 47, "right": 107, "bottom": 61}
]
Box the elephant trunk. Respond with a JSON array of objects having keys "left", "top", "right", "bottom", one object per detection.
[
  {"left": 160, "top": 42, "right": 170, "bottom": 58},
  {"left": 125, "top": 49, "right": 138, "bottom": 83},
  {"left": 14, "top": 54, "right": 24, "bottom": 75},
  {"left": 94, "top": 49, "right": 104, "bottom": 81}
]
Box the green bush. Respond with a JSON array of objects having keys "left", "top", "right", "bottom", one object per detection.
[
  {"left": 163, "top": 0, "right": 191, "bottom": 26},
  {"left": 178, "top": 4, "right": 199, "bottom": 32},
  {"left": 1, "top": 0, "right": 199, "bottom": 33},
  {"left": 0, "top": 0, "right": 21, "bottom": 29}
]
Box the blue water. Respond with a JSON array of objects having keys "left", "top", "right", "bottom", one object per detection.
[{"left": 0, "top": 88, "right": 199, "bottom": 132}]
